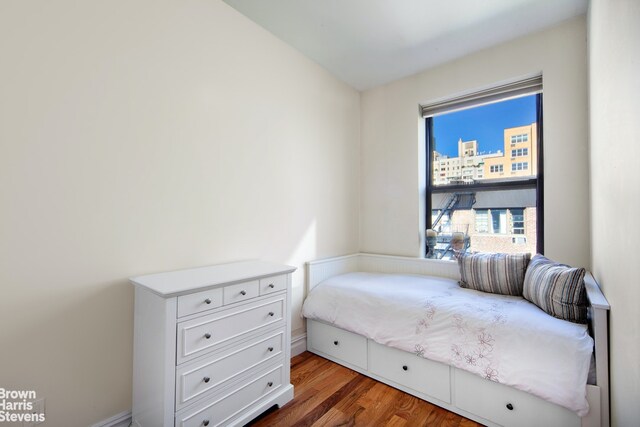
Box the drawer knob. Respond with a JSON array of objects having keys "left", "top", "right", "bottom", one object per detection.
[
  {"left": 402, "top": 365, "right": 408, "bottom": 371},
  {"left": 203, "top": 421, "right": 210, "bottom": 426},
  {"left": 333, "top": 340, "right": 339, "bottom": 346},
  {"left": 204, "top": 298, "right": 212, "bottom": 304},
  {"left": 267, "top": 381, "right": 273, "bottom": 387},
  {"left": 268, "top": 283, "right": 275, "bottom": 288},
  {"left": 268, "top": 311, "right": 275, "bottom": 317},
  {"left": 506, "top": 403, "right": 514, "bottom": 411},
  {"left": 240, "top": 290, "right": 247, "bottom": 296},
  {"left": 204, "top": 333, "right": 211, "bottom": 339},
  {"left": 203, "top": 377, "right": 210, "bottom": 383},
  {"left": 268, "top": 346, "right": 274, "bottom": 352}
]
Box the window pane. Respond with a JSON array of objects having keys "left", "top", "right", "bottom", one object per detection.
[
  {"left": 430, "top": 190, "right": 537, "bottom": 256},
  {"left": 511, "top": 208, "right": 525, "bottom": 235},
  {"left": 432, "top": 97, "right": 537, "bottom": 187},
  {"left": 491, "top": 209, "right": 506, "bottom": 234},
  {"left": 475, "top": 209, "right": 489, "bottom": 233},
  {"left": 427, "top": 94, "right": 539, "bottom": 258}
]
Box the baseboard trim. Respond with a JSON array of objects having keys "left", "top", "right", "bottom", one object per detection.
[
  {"left": 92, "top": 410, "right": 131, "bottom": 427},
  {"left": 291, "top": 332, "right": 307, "bottom": 357}
]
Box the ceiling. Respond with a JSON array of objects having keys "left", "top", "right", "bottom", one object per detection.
[{"left": 223, "top": 0, "right": 588, "bottom": 90}]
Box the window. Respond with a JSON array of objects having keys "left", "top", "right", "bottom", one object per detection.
[
  {"left": 491, "top": 209, "right": 507, "bottom": 234},
  {"left": 511, "top": 209, "right": 525, "bottom": 234},
  {"left": 475, "top": 209, "right": 489, "bottom": 233},
  {"left": 511, "top": 162, "right": 529, "bottom": 171},
  {"left": 511, "top": 148, "right": 528, "bottom": 157},
  {"left": 422, "top": 76, "right": 543, "bottom": 258},
  {"left": 476, "top": 208, "right": 524, "bottom": 235},
  {"left": 510, "top": 134, "right": 529, "bottom": 144}
]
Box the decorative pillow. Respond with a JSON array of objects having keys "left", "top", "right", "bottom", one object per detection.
[
  {"left": 523, "top": 254, "right": 587, "bottom": 324},
  {"left": 458, "top": 252, "right": 531, "bottom": 296}
]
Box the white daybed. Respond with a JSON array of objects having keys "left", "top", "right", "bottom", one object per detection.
[{"left": 303, "top": 253, "right": 610, "bottom": 427}]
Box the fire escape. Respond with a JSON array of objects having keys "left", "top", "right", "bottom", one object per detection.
[{"left": 429, "top": 192, "right": 475, "bottom": 259}]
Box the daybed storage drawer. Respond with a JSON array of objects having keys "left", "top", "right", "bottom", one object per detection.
[
  {"left": 177, "top": 288, "right": 223, "bottom": 318},
  {"left": 369, "top": 341, "right": 451, "bottom": 403},
  {"left": 177, "top": 295, "right": 285, "bottom": 363},
  {"left": 454, "top": 368, "right": 580, "bottom": 427},
  {"left": 307, "top": 320, "right": 367, "bottom": 369},
  {"left": 175, "top": 329, "right": 285, "bottom": 409},
  {"left": 176, "top": 364, "right": 284, "bottom": 427}
]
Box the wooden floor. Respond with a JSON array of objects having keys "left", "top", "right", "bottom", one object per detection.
[{"left": 248, "top": 352, "right": 483, "bottom": 427}]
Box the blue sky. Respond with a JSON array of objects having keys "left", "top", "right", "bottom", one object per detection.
[{"left": 432, "top": 95, "right": 537, "bottom": 157}]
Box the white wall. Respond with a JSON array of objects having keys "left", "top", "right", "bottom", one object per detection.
[
  {"left": 0, "top": 1, "right": 360, "bottom": 425},
  {"left": 588, "top": 1, "right": 640, "bottom": 425},
  {"left": 5, "top": 2, "right": 635, "bottom": 425},
  {"left": 360, "top": 17, "right": 590, "bottom": 268}
]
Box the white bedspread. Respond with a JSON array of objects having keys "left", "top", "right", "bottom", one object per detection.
[{"left": 302, "top": 272, "right": 593, "bottom": 415}]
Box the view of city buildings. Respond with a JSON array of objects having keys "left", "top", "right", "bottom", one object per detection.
[
  {"left": 429, "top": 123, "right": 538, "bottom": 258},
  {"left": 432, "top": 204, "right": 537, "bottom": 256},
  {"left": 433, "top": 123, "right": 538, "bottom": 186}
]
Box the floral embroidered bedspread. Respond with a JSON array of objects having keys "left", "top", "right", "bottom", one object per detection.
[{"left": 302, "top": 272, "right": 593, "bottom": 415}]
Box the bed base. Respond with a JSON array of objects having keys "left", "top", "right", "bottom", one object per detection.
[{"left": 305, "top": 253, "right": 610, "bottom": 427}]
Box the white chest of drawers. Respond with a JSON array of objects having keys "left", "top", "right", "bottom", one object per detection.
[{"left": 131, "top": 260, "right": 296, "bottom": 427}]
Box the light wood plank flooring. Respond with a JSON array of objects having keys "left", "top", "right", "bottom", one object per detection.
[{"left": 248, "top": 352, "right": 483, "bottom": 427}]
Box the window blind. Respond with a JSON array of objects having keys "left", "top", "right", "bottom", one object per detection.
[{"left": 420, "top": 75, "right": 542, "bottom": 118}]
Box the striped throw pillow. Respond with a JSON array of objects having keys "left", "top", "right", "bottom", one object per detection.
[
  {"left": 523, "top": 254, "right": 587, "bottom": 324},
  {"left": 458, "top": 252, "right": 531, "bottom": 296}
]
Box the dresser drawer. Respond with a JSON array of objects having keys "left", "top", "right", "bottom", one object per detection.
[
  {"left": 176, "top": 364, "right": 284, "bottom": 427},
  {"left": 369, "top": 341, "right": 450, "bottom": 403},
  {"left": 307, "top": 320, "right": 367, "bottom": 370},
  {"left": 176, "top": 330, "right": 284, "bottom": 409},
  {"left": 177, "top": 295, "right": 285, "bottom": 363},
  {"left": 259, "top": 274, "right": 287, "bottom": 295},
  {"left": 178, "top": 288, "right": 223, "bottom": 318},
  {"left": 223, "top": 280, "right": 259, "bottom": 305},
  {"left": 454, "top": 368, "right": 580, "bottom": 427}
]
